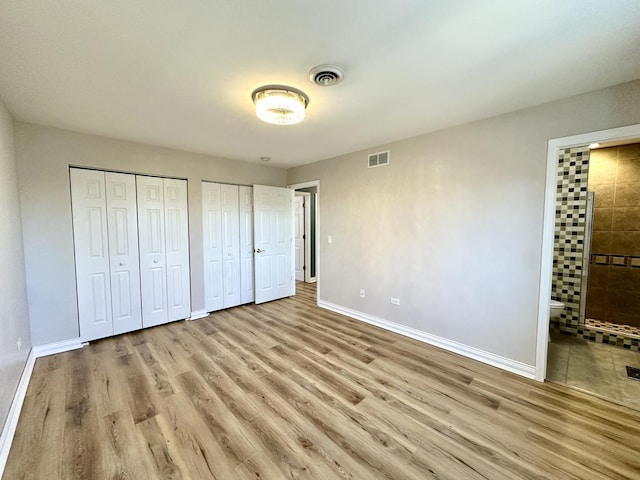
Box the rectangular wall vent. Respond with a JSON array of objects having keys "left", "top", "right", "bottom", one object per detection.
[{"left": 367, "top": 150, "right": 390, "bottom": 168}]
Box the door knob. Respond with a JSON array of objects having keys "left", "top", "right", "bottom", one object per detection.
[
  {"left": 119, "top": 262, "right": 125, "bottom": 267},
  {"left": 255, "top": 248, "right": 265, "bottom": 253},
  {"left": 153, "top": 259, "right": 158, "bottom": 263}
]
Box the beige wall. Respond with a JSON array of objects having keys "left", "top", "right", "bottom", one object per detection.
[
  {"left": 288, "top": 80, "right": 640, "bottom": 368},
  {"left": 0, "top": 101, "right": 31, "bottom": 432},
  {"left": 11, "top": 79, "right": 640, "bottom": 368},
  {"left": 588, "top": 143, "right": 640, "bottom": 326},
  {"left": 15, "top": 123, "right": 287, "bottom": 345}
]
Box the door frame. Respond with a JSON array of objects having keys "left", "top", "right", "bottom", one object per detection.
[
  {"left": 536, "top": 123, "right": 640, "bottom": 381},
  {"left": 289, "top": 180, "right": 320, "bottom": 300}
]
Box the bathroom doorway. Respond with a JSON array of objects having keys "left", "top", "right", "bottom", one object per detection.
[
  {"left": 536, "top": 123, "right": 640, "bottom": 382},
  {"left": 543, "top": 136, "right": 640, "bottom": 408}
]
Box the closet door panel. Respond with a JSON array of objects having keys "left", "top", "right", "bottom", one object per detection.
[
  {"left": 202, "top": 182, "right": 223, "bottom": 312},
  {"left": 221, "top": 184, "right": 241, "bottom": 308},
  {"left": 164, "top": 178, "right": 191, "bottom": 320},
  {"left": 106, "top": 172, "right": 142, "bottom": 335},
  {"left": 70, "top": 168, "right": 113, "bottom": 341},
  {"left": 137, "top": 175, "right": 168, "bottom": 327},
  {"left": 239, "top": 186, "right": 254, "bottom": 304}
]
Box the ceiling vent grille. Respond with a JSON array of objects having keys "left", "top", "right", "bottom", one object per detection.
[
  {"left": 368, "top": 150, "right": 390, "bottom": 168},
  {"left": 308, "top": 65, "right": 344, "bottom": 87}
]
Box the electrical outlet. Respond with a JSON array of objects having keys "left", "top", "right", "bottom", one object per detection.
[
  {"left": 360, "top": 289, "right": 366, "bottom": 298},
  {"left": 390, "top": 297, "right": 400, "bottom": 305},
  {"left": 16, "top": 337, "right": 22, "bottom": 350},
  {"left": 327, "top": 235, "right": 333, "bottom": 244}
]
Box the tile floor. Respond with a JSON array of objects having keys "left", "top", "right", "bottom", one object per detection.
[{"left": 546, "top": 331, "right": 640, "bottom": 411}]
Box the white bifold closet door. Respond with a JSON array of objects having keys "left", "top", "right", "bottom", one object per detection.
[
  {"left": 203, "top": 182, "right": 224, "bottom": 311},
  {"left": 202, "top": 182, "right": 253, "bottom": 312},
  {"left": 137, "top": 176, "right": 191, "bottom": 328},
  {"left": 106, "top": 172, "right": 143, "bottom": 334},
  {"left": 70, "top": 169, "right": 142, "bottom": 341},
  {"left": 239, "top": 186, "right": 255, "bottom": 304},
  {"left": 221, "top": 184, "right": 241, "bottom": 307},
  {"left": 164, "top": 178, "right": 191, "bottom": 321}
]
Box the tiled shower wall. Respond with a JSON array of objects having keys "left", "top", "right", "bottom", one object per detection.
[
  {"left": 586, "top": 143, "right": 640, "bottom": 327},
  {"left": 552, "top": 146, "right": 590, "bottom": 332}
]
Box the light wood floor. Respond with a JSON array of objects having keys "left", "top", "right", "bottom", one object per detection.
[{"left": 5, "top": 283, "right": 640, "bottom": 479}]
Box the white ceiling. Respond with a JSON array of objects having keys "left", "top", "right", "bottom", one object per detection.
[{"left": 1, "top": 1, "right": 640, "bottom": 168}]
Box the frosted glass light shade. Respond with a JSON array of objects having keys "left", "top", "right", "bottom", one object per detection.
[{"left": 252, "top": 86, "right": 309, "bottom": 125}]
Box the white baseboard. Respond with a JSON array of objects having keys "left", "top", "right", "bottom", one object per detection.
[
  {"left": 33, "top": 338, "right": 86, "bottom": 358},
  {"left": 1, "top": 337, "right": 86, "bottom": 476},
  {"left": 318, "top": 300, "right": 536, "bottom": 380},
  {"left": 188, "top": 310, "right": 209, "bottom": 321},
  {"left": 0, "top": 349, "right": 36, "bottom": 476}
]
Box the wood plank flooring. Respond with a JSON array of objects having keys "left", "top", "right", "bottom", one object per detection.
[{"left": 5, "top": 282, "right": 640, "bottom": 479}]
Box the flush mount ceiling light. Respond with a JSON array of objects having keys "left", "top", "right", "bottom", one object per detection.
[{"left": 251, "top": 85, "right": 309, "bottom": 125}]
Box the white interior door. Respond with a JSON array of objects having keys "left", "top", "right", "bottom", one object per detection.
[
  {"left": 70, "top": 168, "right": 113, "bottom": 341},
  {"left": 202, "top": 182, "right": 223, "bottom": 312},
  {"left": 239, "top": 186, "right": 254, "bottom": 304},
  {"left": 294, "top": 194, "right": 306, "bottom": 282},
  {"left": 137, "top": 175, "right": 168, "bottom": 328},
  {"left": 105, "top": 172, "right": 142, "bottom": 335},
  {"left": 221, "top": 183, "right": 241, "bottom": 308},
  {"left": 164, "top": 178, "right": 191, "bottom": 321},
  {"left": 253, "top": 185, "right": 294, "bottom": 304}
]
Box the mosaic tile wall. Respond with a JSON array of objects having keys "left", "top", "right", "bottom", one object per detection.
[{"left": 551, "top": 146, "right": 590, "bottom": 331}]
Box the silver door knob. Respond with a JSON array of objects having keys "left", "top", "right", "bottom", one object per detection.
[
  {"left": 255, "top": 248, "right": 265, "bottom": 253},
  {"left": 119, "top": 262, "right": 125, "bottom": 266},
  {"left": 153, "top": 259, "right": 158, "bottom": 263}
]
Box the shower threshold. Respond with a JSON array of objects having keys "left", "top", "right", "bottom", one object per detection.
[{"left": 585, "top": 318, "right": 640, "bottom": 339}]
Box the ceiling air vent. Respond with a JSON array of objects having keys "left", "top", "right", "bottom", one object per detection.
[
  {"left": 308, "top": 65, "right": 344, "bottom": 87},
  {"left": 368, "top": 150, "right": 390, "bottom": 168}
]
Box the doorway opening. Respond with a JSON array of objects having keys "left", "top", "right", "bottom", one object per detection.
[
  {"left": 537, "top": 124, "right": 640, "bottom": 381},
  {"left": 546, "top": 140, "right": 640, "bottom": 408},
  {"left": 289, "top": 180, "right": 320, "bottom": 302},
  {"left": 294, "top": 191, "right": 312, "bottom": 283}
]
